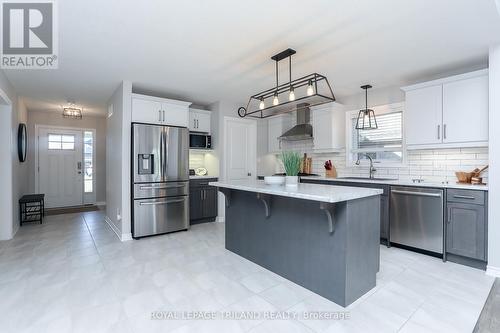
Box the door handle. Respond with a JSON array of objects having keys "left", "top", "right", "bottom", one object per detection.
[
  {"left": 437, "top": 125, "right": 441, "bottom": 140},
  {"left": 159, "top": 110, "right": 162, "bottom": 122},
  {"left": 163, "top": 110, "right": 166, "bottom": 122},
  {"left": 447, "top": 207, "right": 452, "bottom": 223},
  {"left": 139, "top": 198, "right": 185, "bottom": 206},
  {"left": 202, "top": 189, "right": 205, "bottom": 200},
  {"left": 139, "top": 184, "right": 184, "bottom": 190},
  {"left": 443, "top": 124, "right": 447, "bottom": 140},
  {"left": 391, "top": 189, "right": 442, "bottom": 197}
]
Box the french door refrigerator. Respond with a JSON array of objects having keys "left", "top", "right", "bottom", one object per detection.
[{"left": 132, "top": 123, "right": 189, "bottom": 238}]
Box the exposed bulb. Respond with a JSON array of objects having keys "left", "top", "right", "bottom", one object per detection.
[
  {"left": 306, "top": 81, "right": 314, "bottom": 96},
  {"left": 259, "top": 98, "right": 265, "bottom": 110},
  {"left": 288, "top": 87, "right": 295, "bottom": 101},
  {"left": 273, "top": 92, "right": 279, "bottom": 106}
]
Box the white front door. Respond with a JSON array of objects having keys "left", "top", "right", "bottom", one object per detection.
[
  {"left": 38, "top": 128, "right": 83, "bottom": 208},
  {"left": 224, "top": 117, "right": 257, "bottom": 181}
]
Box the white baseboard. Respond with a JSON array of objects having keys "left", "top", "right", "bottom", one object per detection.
[
  {"left": 104, "top": 215, "right": 133, "bottom": 242},
  {"left": 216, "top": 216, "right": 225, "bottom": 223},
  {"left": 486, "top": 265, "right": 500, "bottom": 277},
  {"left": 104, "top": 215, "right": 122, "bottom": 241},
  {"left": 121, "top": 233, "right": 133, "bottom": 241}
]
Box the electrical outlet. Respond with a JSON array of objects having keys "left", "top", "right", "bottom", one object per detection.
[{"left": 117, "top": 208, "right": 122, "bottom": 221}]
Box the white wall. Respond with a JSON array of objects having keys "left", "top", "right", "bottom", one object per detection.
[
  {"left": 0, "top": 70, "right": 28, "bottom": 240},
  {"left": 106, "top": 81, "right": 132, "bottom": 240},
  {"left": 487, "top": 45, "right": 500, "bottom": 276},
  {"left": 26, "top": 111, "right": 107, "bottom": 202}
]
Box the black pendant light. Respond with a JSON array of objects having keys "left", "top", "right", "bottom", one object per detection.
[
  {"left": 237, "top": 48, "right": 335, "bottom": 119},
  {"left": 355, "top": 85, "right": 378, "bottom": 130}
]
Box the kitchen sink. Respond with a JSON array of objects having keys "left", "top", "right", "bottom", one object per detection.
[{"left": 337, "top": 177, "right": 397, "bottom": 181}]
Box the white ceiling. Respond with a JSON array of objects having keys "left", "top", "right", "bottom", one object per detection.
[{"left": 5, "top": 0, "right": 500, "bottom": 116}]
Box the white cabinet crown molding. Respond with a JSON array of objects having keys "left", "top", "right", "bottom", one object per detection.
[
  {"left": 401, "top": 68, "right": 488, "bottom": 92},
  {"left": 132, "top": 93, "right": 192, "bottom": 107}
]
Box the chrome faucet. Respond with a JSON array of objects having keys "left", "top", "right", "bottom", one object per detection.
[{"left": 355, "top": 154, "right": 377, "bottom": 179}]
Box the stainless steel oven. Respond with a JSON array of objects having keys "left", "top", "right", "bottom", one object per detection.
[{"left": 189, "top": 133, "right": 211, "bottom": 149}]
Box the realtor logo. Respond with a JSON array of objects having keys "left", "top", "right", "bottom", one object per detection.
[{"left": 1, "top": 0, "right": 58, "bottom": 69}]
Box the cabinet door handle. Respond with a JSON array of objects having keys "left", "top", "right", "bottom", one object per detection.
[
  {"left": 443, "top": 124, "right": 447, "bottom": 140},
  {"left": 447, "top": 207, "right": 452, "bottom": 223},
  {"left": 453, "top": 195, "right": 476, "bottom": 200},
  {"left": 159, "top": 110, "right": 162, "bottom": 122},
  {"left": 163, "top": 110, "right": 165, "bottom": 122},
  {"left": 437, "top": 125, "right": 441, "bottom": 140}
]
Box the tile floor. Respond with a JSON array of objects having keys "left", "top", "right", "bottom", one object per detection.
[{"left": 0, "top": 210, "right": 494, "bottom": 333}]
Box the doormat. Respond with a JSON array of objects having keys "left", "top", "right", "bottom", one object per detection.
[{"left": 45, "top": 205, "right": 100, "bottom": 216}]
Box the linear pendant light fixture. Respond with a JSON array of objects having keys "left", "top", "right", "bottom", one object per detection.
[
  {"left": 238, "top": 48, "right": 335, "bottom": 119},
  {"left": 355, "top": 85, "right": 378, "bottom": 130}
]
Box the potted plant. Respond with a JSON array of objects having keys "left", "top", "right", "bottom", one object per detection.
[{"left": 281, "top": 151, "right": 301, "bottom": 187}]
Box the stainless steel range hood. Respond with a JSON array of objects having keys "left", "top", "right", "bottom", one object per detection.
[{"left": 278, "top": 103, "right": 313, "bottom": 141}]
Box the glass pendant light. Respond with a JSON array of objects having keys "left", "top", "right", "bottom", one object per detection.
[
  {"left": 259, "top": 97, "right": 265, "bottom": 110},
  {"left": 288, "top": 87, "right": 295, "bottom": 101},
  {"left": 355, "top": 85, "right": 378, "bottom": 130},
  {"left": 306, "top": 80, "right": 314, "bottom": 96},
  {"left": 273, "top": 92, "right": 279, "bottom": 106}
]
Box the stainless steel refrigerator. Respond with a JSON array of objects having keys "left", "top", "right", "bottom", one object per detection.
[{"left": 132, "top": 123, "right": 189, "bottom": 238}]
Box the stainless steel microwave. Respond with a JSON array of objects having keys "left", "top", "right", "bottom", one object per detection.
[{"left": 189, "top": 133, "right": 212, "bottom": 149}]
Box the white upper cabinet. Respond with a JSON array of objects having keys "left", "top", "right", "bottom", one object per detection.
[
  {"left": 311, "top": 103, "right": 345, "bottom": 152},
  {"left": 442, "top": 75, "right": 488, "bottom": 144},
  {"left": 132, "top": 97, "right": 163, "bottom": 125},
  {"left": 267, "top": 114, "right": 294, "bottom": 153},
  {"left": 131, "top": 93, "right": 191, "bottom": 127},
  {"left": 189, "top": 109, "right": 211, "bottom": 133},
  {"left": 405, "top": 85, "right": 443, "bottom": 146},
  {"left": 402, "top": 69, "right": 488, "bottom": 149}
]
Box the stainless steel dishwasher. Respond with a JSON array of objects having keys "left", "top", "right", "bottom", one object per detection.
[{"left": 390, "top": 186, "right": 444, "bottom": 254}]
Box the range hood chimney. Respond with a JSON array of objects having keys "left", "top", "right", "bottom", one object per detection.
[{"left": 278, "top": 103, "right": 313, "bottom": 141}]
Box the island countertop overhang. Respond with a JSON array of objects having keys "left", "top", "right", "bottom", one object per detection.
[{"left": 209, "top": 180, "right": 383, "bottom": 203}]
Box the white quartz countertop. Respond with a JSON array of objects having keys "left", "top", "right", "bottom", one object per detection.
[
  {"left": 301, "top": 176, "right": 489, "bottom": 191},
  {"left": 190, "top": 175, "right": 218, "bottom": 179},
  {"left": 209, "top": 180, "right": 383, "bottom": 203}
]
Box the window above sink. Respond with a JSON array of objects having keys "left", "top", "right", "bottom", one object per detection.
[{"left": 346, "top": 102, "right": 405, "bottom": 167}]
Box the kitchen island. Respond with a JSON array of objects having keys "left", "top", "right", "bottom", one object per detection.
[{"left": 209, "top": 180, "right": 383, "bottom": 307}]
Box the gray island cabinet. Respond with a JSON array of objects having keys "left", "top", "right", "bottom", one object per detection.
[{"left": 209, "top": 180, "right": 382, "bottom": 307}]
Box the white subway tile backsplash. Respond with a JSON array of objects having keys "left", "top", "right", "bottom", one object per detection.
[{"left": 277, "top": 143, "right": 489, "bottom": 184}]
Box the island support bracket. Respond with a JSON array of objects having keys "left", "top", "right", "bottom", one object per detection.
[
  {"left": 319, "top": 202, "right": 336, "bottom": 234},
  {"left": 256, "top": 193, "right": 272, "bottom": 218},
  {"left": 219, "top": 188, "right": 231, "bottom": 208}
]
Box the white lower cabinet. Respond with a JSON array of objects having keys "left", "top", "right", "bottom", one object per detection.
[
  {"left": 402, "top": 69, "right": 489, "bottom": 150},
  {"left": 132, "top": 93, "right": 191, "bottom": 127},
  {"left": 311, "top": 103, "right": 345, "bottom": 152}
]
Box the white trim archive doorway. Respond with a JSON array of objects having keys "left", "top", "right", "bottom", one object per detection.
[{"left": 35, "top": 125, "right": 97, "bottom": 208}]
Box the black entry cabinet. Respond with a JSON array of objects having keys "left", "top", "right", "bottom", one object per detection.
[{"left": 190, "top": 178, "right": 218, "bottom": 224}]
